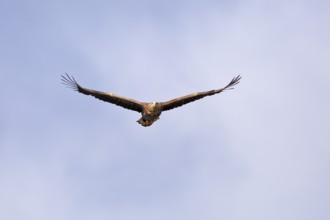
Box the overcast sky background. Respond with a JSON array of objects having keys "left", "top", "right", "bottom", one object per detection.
[{"left": 1, "top": 0, "right": 329, "bottom": 219}]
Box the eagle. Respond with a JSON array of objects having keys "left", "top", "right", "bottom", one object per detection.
[{"left": 61, "top": 74, "right": 241, "bottom": 127}]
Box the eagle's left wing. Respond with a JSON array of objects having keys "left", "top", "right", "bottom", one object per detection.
[
  {"left": 61, "top": 74, "right": 144, "bottom": 113},
  {"left": 161, "top": 75, "right": 241, "bottom": 111}
]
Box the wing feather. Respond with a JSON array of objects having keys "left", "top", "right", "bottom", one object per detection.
[
  {"left": 161, "top": 75, "right": 241, "bottom": 111},
  {"left": 61, "top": 73, "right": 144, "bottom": 113}
]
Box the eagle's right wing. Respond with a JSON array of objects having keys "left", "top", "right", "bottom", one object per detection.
[
  {"left": 61, "top": 74, "right": 144, "bottom": 113},
  {"left": 161, "top": 75, "right": 241, "bottom": 111}
]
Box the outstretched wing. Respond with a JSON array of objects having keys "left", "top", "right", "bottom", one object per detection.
[
  {"left": 61, "top": 73, "right": 144, "bottom": 113},
  {"left": 161, "top": 75, "right": 241, "bottom": 111}
]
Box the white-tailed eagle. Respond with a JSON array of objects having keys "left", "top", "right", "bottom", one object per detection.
[{"left": 61, "top": 74, "right": 241, "bottom": 126}]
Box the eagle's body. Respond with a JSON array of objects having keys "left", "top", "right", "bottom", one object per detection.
[
  {"left": 61, "top": 74, "right": 241, "bottom": 126},
  {"left": 137, "top": 102, "right": 162, "bottom": 126}
]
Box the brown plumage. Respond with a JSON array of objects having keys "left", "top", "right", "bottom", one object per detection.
[{"left": 61, "top": 74, "right": 241, "bottom": 126}]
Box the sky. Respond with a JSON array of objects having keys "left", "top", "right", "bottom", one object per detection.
[{"left": 1, "top": 0, "right": 330, "bottom": 219}]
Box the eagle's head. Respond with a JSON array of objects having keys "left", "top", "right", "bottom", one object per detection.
[{"left": 137, "top": 118, "right": 157, "bottom": 127}]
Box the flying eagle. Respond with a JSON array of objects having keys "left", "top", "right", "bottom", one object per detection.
[{"left": 61, "top": 74, "right": 241, "bottom": 126}]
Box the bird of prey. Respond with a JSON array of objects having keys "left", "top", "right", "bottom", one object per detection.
[{"left": 61, "top": 74, "right": 241, "bottom": 127}]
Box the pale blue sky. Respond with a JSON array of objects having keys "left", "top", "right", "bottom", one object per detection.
[{"left": 1, "top": 0, "right": 329, "bottom": 220}]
